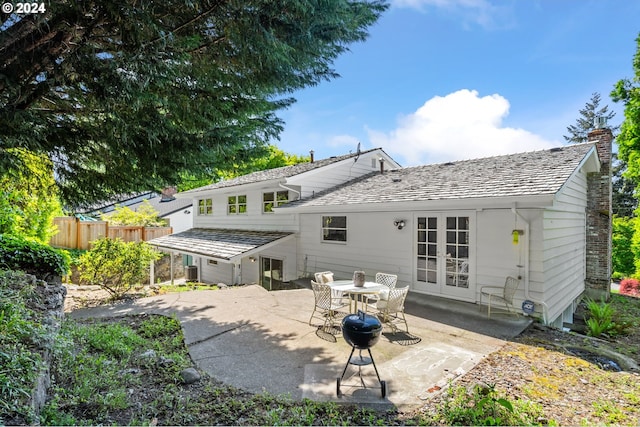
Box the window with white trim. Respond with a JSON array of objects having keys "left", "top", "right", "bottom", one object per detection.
[
  {"left": 197, "top": 198, "right": 213, "bottom": 215},
  {"left": 263, "top": 191, "right": 289, "bottom": 213},
  {"left": 228, "top": 195, "right": 247, "bottom": 214},
  {"left": 322, "top": 216, "right": 347, "bottom": 242}
]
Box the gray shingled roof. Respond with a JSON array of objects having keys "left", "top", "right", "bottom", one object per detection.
[
  {"left": 180, "top": 148, "right": 385, "bottom": 194},
  {"left": 148, "top": 228, "right": 294, "bottom": 261},
  {"left": 281, "top": 143, "right": 597, "bottom": 209}
]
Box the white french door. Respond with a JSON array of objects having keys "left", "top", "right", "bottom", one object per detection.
[{"left": 414, "top": 213, "right": 474, "bottom": 300}]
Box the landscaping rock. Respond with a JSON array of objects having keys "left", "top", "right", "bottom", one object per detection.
[{"left": 180, "top": 367, "right": 201, "bottom": 384}]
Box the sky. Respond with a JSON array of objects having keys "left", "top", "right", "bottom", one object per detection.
[{"left": 274, "top": 0, "right": 640, "bottom": 167}]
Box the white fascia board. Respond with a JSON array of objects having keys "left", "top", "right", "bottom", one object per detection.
[
  {"left": 554, "top": 145, "right": 599, "bottom": 202},
  {"left": 226, "top": 233, "right": 296, "bottom": 263},
  {"left": 281, "top": 194, "right": 556, "bottom": 214}
]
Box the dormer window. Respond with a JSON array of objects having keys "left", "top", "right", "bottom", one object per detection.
[
  {"left": 263, "top": 191, "right": 289, "bottom": 213},
  {"left": 228, "top": 195, "right": 247, "bottom": 214}
]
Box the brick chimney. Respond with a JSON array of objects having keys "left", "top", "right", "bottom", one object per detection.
[
  {"left": 160, "top": 186, "right": 177, "bottom": 202},
  {"left": 584, "top": 124, "right": 613, "bottom": 300}
]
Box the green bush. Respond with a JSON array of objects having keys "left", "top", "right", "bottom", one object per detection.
[
  {"left": 430, "top": 383, "right": 545, "bottom": 426},
  {"left": 0, "top": 234, "right": 70, "bottom": 280},
  {"left": 78, "top": 238, "right": 160, "bottom": 298},
  {"left": 613, "top": 216, "right": 635, "bottom": 278},
  {"left": 585, "top": 298, "right": 615, "bottom": 338}
]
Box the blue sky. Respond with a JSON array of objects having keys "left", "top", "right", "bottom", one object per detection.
[{"left": 275, "top": 0, "right": 640, "bottom": 166}]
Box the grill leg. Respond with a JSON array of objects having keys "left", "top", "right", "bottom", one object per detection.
[
  {"left": 367, "top": 348, "right": 383, "bottom": 385},
  {"left": 339, "top": 347, "right": 356, "bottom": 381}
]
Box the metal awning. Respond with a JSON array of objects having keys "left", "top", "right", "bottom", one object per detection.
[{"left": 147, "top": 228, "right": 295, "bottom": 263}]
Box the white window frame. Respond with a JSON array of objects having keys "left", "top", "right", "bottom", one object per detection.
[
  {"left": 263, "top": 191, "right": 289, "bottom": 213},
  {"left": 321, "top": 216, "right": 347, "bottom": 243},
  {"left": 198, "top": 198, "right": 213, "bottom": 216},
  {"left": 228, "top": 195, "right": 247, "bottom": 215}
]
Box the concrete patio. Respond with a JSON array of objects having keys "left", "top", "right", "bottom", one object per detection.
[{"left": 70, "top": 283, "right": 531, "bottom": 411}]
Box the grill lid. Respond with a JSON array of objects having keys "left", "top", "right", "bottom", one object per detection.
[{"left": 342, "top": 310, "right": 381, "bottom": 333}]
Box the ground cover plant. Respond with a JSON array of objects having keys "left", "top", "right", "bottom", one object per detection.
[{"left": 0, "top": 271, "right": 56, "bottom": 425}]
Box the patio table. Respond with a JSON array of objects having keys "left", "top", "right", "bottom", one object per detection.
[{"left": 329, "top": 280, "right": 386, "bottom": 313}]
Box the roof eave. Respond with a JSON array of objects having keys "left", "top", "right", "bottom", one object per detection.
[{"left": 278, "top": 194, "right": 557, "bottom": 213}]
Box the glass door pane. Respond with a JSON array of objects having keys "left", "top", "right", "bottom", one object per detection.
[
  {"left": 260, "top": 257, "right": 272, "bottom": 291},
  {"left": 417, "top": 217, "right": 438, "bottom": 284},
  {"left": 445, "top": 216, "right": 469, "bottom": 288}
]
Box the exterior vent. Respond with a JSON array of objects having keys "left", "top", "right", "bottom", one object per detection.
[
  {"left": 594, "top": 116, "right": 607, "bottom": 129},
  {"left": 549, "top": 147, "right": 563, "bottom": 153}
]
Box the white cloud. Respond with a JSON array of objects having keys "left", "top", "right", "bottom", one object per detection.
[
  {"left": 327, "top": 134, "right": 361, "bottom": 148},
  {"left": 367, "top": 89, "right": 557, "bottom": 166},
  {"left": 391, "top": 0, "right": 515, "bottom": 30}
]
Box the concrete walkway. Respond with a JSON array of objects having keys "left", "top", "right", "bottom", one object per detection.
[{"left": 70, "top": 285, "right": 531, "bottom": 410}]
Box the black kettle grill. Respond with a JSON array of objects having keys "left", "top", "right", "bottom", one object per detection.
[{"left": 337, "top": 310, "right": 386, "bottom": 398}]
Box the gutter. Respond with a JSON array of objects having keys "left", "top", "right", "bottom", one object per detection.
[{"left": 512, "top": 205, "right": 548, "bottom": 324}]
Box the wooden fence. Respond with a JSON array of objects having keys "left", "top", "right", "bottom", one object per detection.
[{"left": 50, "top": 217, "right": 173, "bottom": 250}]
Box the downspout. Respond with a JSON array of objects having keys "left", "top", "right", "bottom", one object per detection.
[
  {"left": 512, "top": 205, "right": 548, "bottom": 324},
  {"left": 278, "top": 181, "right": 301, "bottom": 201}
]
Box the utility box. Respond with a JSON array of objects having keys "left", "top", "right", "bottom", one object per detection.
[{"left": 185, "top": 265, "right": 198, "bottom": 282}]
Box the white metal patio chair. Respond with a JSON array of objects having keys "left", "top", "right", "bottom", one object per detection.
[
  {"left": 365, "top": 272, "right": 398, "bottom": 308},
  {"left": 309, "top": 280, "right": 348, "bottom": 332},
  {"left": 314, "top": 271, "right": 351, "bottom": 305},
  {"left": 368, "top": 286, "right": 409, "bottom": 333},
  {"left": 479, "top": 276, "right": 520, "bottom": 318}
]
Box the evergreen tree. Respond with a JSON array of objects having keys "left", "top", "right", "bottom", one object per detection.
[
  {"left": 564, "top": 92, "right": 618, "bottom": 143},
  {"left": 565, "top": 92, "right": 636, "bottom": 216},
  {"left": 0, "top": 0, "right": 387, "bottom": 206}
]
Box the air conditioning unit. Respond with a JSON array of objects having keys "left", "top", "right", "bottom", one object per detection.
[{"left": 185, "top": 265, "right": 198, "bottom": 282}]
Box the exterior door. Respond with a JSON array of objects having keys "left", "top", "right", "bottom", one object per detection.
[
  {"left": 415, "top": 213, "right": 473, "bottom": 300},
  {"left": 260, "top": 257, "right": 283, "bottom": 291}
]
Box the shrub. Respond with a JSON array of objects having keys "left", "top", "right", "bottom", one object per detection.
[
  {"left": 619, "top": 278, "right": 640, "bottom": 297},
  {"left": 78, "top": 238, "right": 160, "bottom": 298},
  {"left": 613, "top": 216, "right": 635, "bottom": 278},
  {"left": 430, "top": 383, "right": 544, "bottom": 426},
  {"left": 0, "top": 234, "right": 70, "bottom": 280},
  {"left": 101, "top": 200, "right": 167, "bottom": 227}
]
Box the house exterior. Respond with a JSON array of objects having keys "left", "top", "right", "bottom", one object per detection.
[
  {"left": 77, "top": 187, "right": 193, "bottom": 233},
  {"left": 149, "top": 129, "right": 613, "bottom": 328}
]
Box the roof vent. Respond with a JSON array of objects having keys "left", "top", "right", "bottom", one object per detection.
[
  {"left": 392, "top": 178, "right": 402, "bottom": 183},
  {"left": 442, "top": 162, "right": 454, "bottom": 166},
  {"left": 549, "top": 147, "right": 563, "bottom": 153}
]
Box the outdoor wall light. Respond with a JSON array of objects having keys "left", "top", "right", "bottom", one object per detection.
[
  {"left": 184, "top": 209, "right": 191, "bottom": 214},
  {"left": 249, "top": 256, "right": 256, "bottom": 262},
  {"left": 394, "top": 220, "right": 406, "bottom": 230}
]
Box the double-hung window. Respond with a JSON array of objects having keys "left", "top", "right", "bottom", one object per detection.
[
  {"left": 228, "top": 195, "right": 247, "bottom": 214},
  {"left": 198, "top": 198, "right": 213, "bottom": 215},
  {"left": 263, "top": 191, "right": 289, "bottom": 213},
  {"left": 322, "top": 216, "right": 347, "bottom": 242}
]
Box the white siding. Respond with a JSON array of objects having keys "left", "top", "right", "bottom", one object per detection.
[
  {"left": 288, "top": 152, "right": 387, "bottom": 199},
  {"left": 165, "top": 210, "right": 192, "bottom": 233},
  {"left": 297, "top": 212, "right": 413, "bottom": 285},
  {"left": 240, "top": 238, "right": 298, "bottom": 284},
  {"left": 540, "top": 169, "right": 588, "bottom": 324},
  {"left": 474, "top": 208, "right": 545, "bottom": 313},
  {"left": 193, "top": 186, "right": 299, "bottom": 232},
  {"left": 198, "top": 257, "right": 234, "bottom": 285}
]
